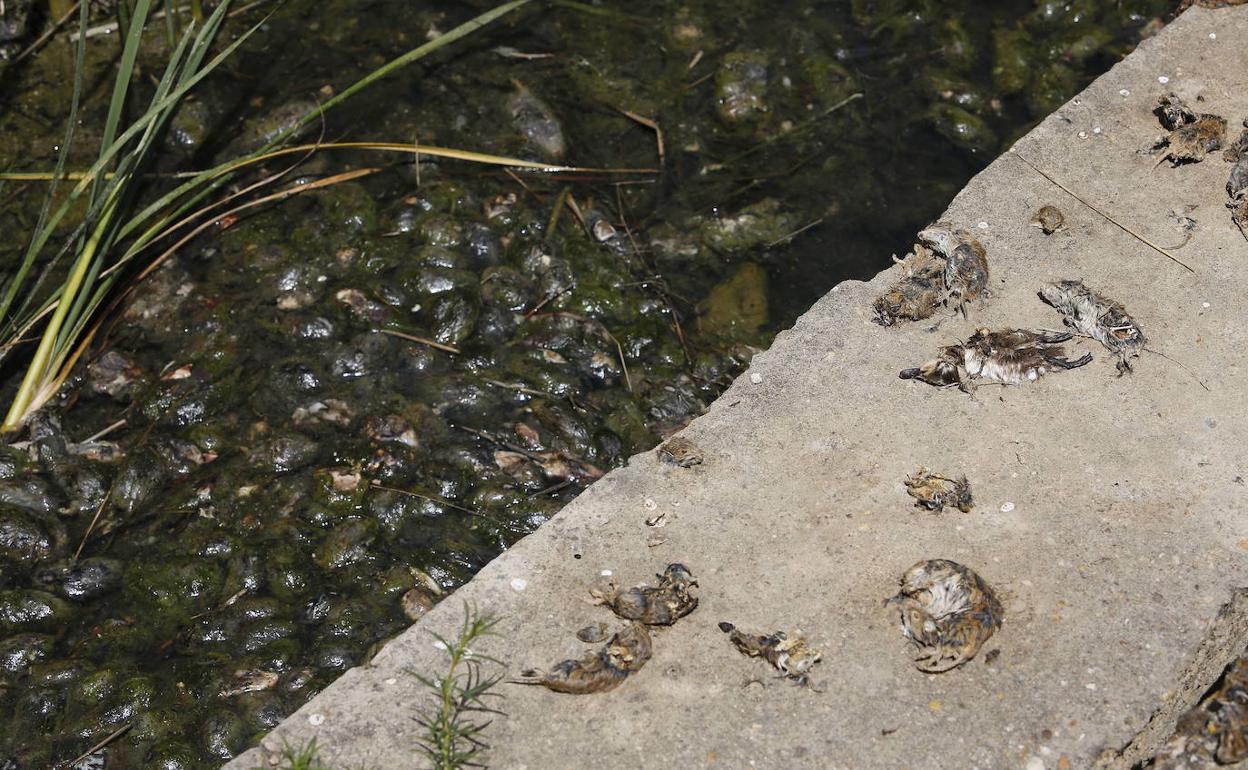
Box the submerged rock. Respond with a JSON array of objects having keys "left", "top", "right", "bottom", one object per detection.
[{"left": 697, "top": 263, "right": 768, "bottom": 342}]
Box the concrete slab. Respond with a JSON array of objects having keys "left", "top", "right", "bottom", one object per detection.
[{"left": 227, "top": 7, "right": 1248, "bottom": 770}]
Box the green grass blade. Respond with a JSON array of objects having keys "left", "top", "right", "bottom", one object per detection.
[
  {"left": 299, "top": 0, "right": 532, "bottom": 136},
  {"left": 100, "top": 0, "right": 156, "bottom": 160},
  {"left": 0, "top": 6, "right": 260, "bottom": 340},
  {"left": 0, "top": 0, "right": 92, "bottom": 331}
]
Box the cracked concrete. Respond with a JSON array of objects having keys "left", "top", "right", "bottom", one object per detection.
[{"left": 226, "top": 6, "right": 1248, "bottom": 769}]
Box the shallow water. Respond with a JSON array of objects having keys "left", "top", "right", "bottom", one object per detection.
[{"left": 0, "top": 0, "right": 1176, "bottom": 766}]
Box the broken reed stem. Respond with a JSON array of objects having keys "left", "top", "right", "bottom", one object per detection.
[
  {"left": 1012, "top": 151, "right": 1195, "bottom": 273},
  {"left": 378, "top": 328, "right": 461, "bottom": 354}
]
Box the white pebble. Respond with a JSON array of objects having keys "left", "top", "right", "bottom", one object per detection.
[
  {"left": 976, "top": 221, "right": 989, "bottom": 229},
  {"left": 308, "top": 713, "right": 325, "bottom": 726},
  {"left": 1119, "top": 88, "right": 1130, "bottom": 97},
  {"left": 749, "top": 372, "right": 763, "bottom": 384},
  {"left": 1158, "top": 75, "right": 1170, "bottom": 84},
  {"left": 510, "top": 577, "right": 528, "bottom": 592},
  {"left": 1092, "top": 127, "right": 1102, "bottom": 135},
  {"left": 385, "top": 677, "right": 397, "bottom": 685},
  {"left": 433, "top": 640, "right": 448, "bottom": 650},
  {"left": 1210, "top": 32, "right": 1217, "bottom": 40},
  {"left": 1085, "top": 682, "right": 1097, "bottom": 691},
  {"left": 600, "top": 569, "right": 613, "bottom": 577},
  {"left": 1001, "top": 501, "right": 1016, "bottom": 513},
  {"left": 1077, "top": 131, "right": 1088, "bottom": 139},
  {"left": 643, "top": 497, "right": 658, "bottom": 510},
  {"left": 1202, "top": 302, "right": 1211, "bottom": 308}
]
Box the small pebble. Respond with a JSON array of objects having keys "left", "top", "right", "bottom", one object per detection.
[
  {"left": 749, "top": 372, "right": 763, "bottom": 384},
  {"left": 1202, "top": 302, "right": 1211, "bottom": 308},
  {"left": 600, "top": 569, "right": 613, "bottom": 577},
  {"left": 385, "top": 677, "right": 397, "bottom": 685},
  {"left": 1077, "top": 131, "right": 1088, "bottom": 139},
  {"left": 1000, "top": 501, "right": 1016, "bottom": 513},
  {"left": 1158, "top": 75, "right": 1170, "bottom": 84},
  {"left": 1025, "top": 758, "right": 1046, "bottom": 770},
  {"left": 1092, "top": 127, "right": 1102, "bottom": 135},
  {"left": 433, "top": 640, "right": 448, "bottom": 650},
  {"left": 1119, "top": 89, "right": 1130, "bottom": 97},
  {"left": 976, "top": 221, "right": 989, "bottom": 229},
  {"left": 643, "top": 497, "right": 658, "bottom": 510},
  {"left": 1085, "top": 682, "right": 1097, "bottom": 691},
  {"left": 510, "top": 577, "right": 528, "bottom": 591},
  {"left": 308, "top": 713, "right": 325, "bottom": 726},
  {"left": 1210, "top": 32, "right": 1217, "bottom": 40}
]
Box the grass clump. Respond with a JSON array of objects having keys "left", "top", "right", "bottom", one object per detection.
[{"left": 411, "top": 605, "right": 506, "bottom": 770}]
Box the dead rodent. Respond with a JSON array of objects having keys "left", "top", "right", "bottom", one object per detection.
[
  {"left": 1153, "top": 92, "right": 1226, "bottom": 165},
  {"left": 900, "top": 328, "right": 1092, "bottom": 391},
  {"left": 872, "top": 223, "right": 989, "bottom": 324},
  {"left": 918, "top": 222, "right": 990, "bottom": 317},
  {"left": 886, "top": 559, "right": 1003, "bottom": 673},
  {"left": 591, "top": 563, "right": 699, "bottom": 626},
  {"left": 1030, "top": 205, "right": 1065, "bottom": 235},
  {"left": 1038, "top": 279, "right": 1145, "bottom": 374},
  {"left": 658, "top": 436, "right": 704, "bottom": 467},
  {"left": 718, "top": 621, "right": 822, "bottom": 686},
  {"left": 512, "top": 622, "right": 652, "bottom": 694},
  {"left": 905, "top": 468, "right": 973, "bottom": 513}
]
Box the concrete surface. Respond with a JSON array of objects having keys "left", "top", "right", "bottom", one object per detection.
[{"left": 227, "top": 7, "right": 1248, "bottom": 769}]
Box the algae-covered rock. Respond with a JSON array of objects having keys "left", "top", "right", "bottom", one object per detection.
[
  {"left": 716, "top": 51, "right": 770, "bottom": 125},
  {"left": 697, "top": 263, "right": 769, "bottom": 342},
  {"left": 0, "top": 508, "right": 52, "bottom": 563},
  {"left": 508, "top": 81, "right": 567, "bottom": 161},
  {"left": 0, "top": 590, "right": 72, "bottom": 635},
  {"left": 928, "top": 103, "right": 999, "bottom": 155},
  {"left": 123, "top": 558, "right": 223, "bottom": 621},
  {"left": 699, "top": 199, "right": 798, "bottom": 255},
  {"left": 992, "top": 27, "right": 1034, "bottom": 95}
]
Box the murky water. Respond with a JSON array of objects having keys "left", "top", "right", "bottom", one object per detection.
[{"left": 0, "top": 0, "right": 1176, "bottom": 766}]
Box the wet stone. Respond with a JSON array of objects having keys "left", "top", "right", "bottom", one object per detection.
[
  {"left": 35, "top": 558, "right": 122, "bottom": 602},
  {"left": 0, "top": 509, "right": 52, "bottom": 563},
  {"left": 0, "top": 590, "right": 72, "bottom": 635},
  {"left": 0, "top": 633, "right": 52, "bottom": 676}
]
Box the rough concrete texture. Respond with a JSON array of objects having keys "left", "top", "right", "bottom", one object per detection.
[{"left": 228, "top": 8, "right": 1248, "bottom": 770}]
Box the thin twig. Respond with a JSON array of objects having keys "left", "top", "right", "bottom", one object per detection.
[
  {"left": 82, "top": 418, "right": 126, "bottom": 444},
  {"left": 482, "top": 378, "right": 554, "bottom": 399},
  {"left": 370, "top": 481, "right": 528, "bottom": 533},
  {"left": 73, "top": 487, "right": 113, "bottom": 561},
  {"left": 766, "top": 217, "right": 825, "bottom": 248},
  {"left": 378, "top": 328, "right": 461, "bottom": 354},
  {"left": 528, "top": 478, "right": 573, "bottom": 498},
  {"left": 13, "top": 1, "right": 80, "bottom": 63},
  {"left": 61, "top": 724, "right": 130, "bottom": 770},
  {"left": 1012, "top": 152, "right": 1195, "bottom": 273}
]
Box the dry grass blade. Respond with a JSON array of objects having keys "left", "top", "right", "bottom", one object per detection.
[
  {"left": 619, "top": 109, "right": 665, "bottom": 168},
  {"left": 378, "top": 328, "right": 461, "bottom": 354}
]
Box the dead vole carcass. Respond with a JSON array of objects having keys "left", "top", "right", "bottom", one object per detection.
[
  {"left": 591, "top": 563, "right": 699, "bottom": 626},
  {"left": 887, "top": 559, "right": 1002, "bottom": 673},
  {"left": 658, "top": 436, "right": 703, "bottom": 467},
  {"left": 1152, "top": 92, "right": 1226, "bottom": 165},
  {"left": 872, "top": 244, "right": 946, "bottom": 326},
  {"left": 1030, "top": 205, "right": 1065, "bottom": 235},
  {"left": 1038, "top": 280, "right": 1146, "bottom": 374},
  {"left": 917, "top": 222, "right": 990, "bottom": 317},
  {"left": 900, "top": 328, "right": 1091, "bottom": 390},
  {"left": 512, "top": 622, "right": 652, "bottom": 694},
  {"left": 718, "top": 621, "right": 822, "bottom": 687},
  {"left": 905, "top": 468, "right": 973, "bottom": 513},
  {"left": 1149, "top": 657, "right": 1248, "bottom": 768}
]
